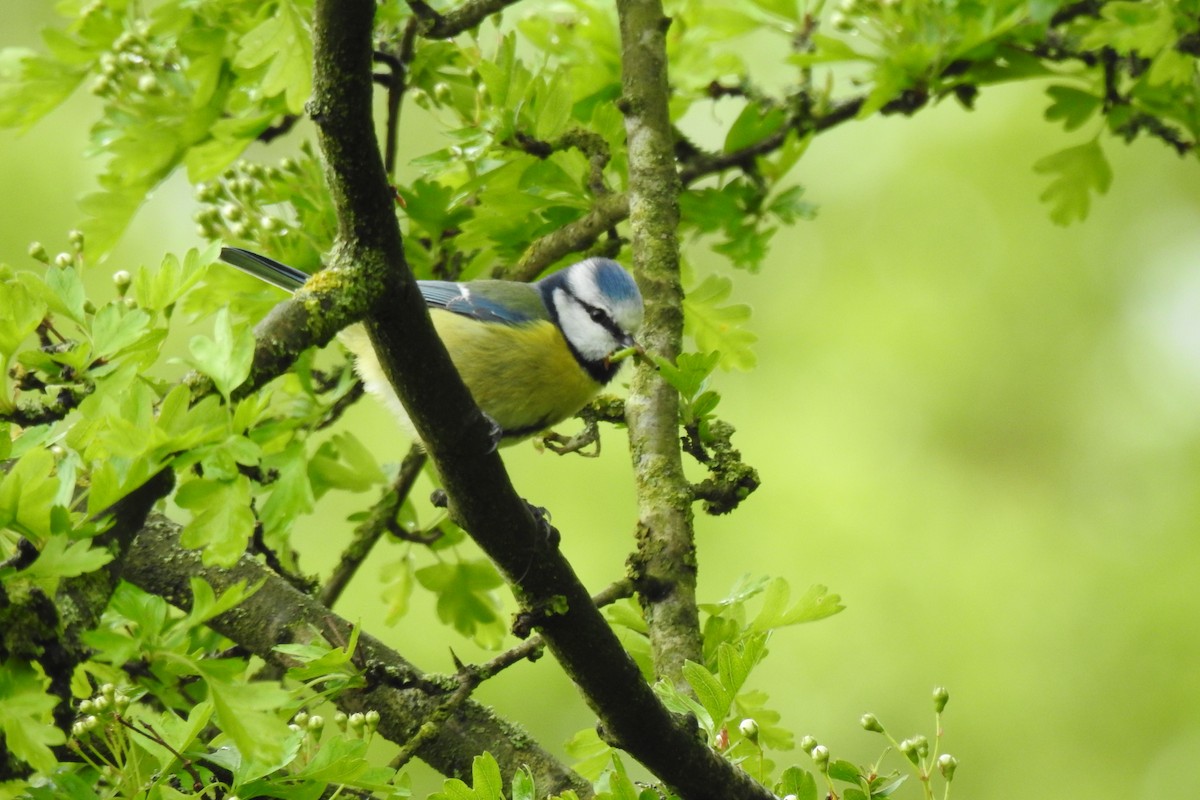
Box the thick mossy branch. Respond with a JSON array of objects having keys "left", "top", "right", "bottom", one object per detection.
[
  {"left": 119, "top": 514, "right": 588, "bottom": 796},
  {"left": 617, "top": 0, "right": 703, "bottom": 693}
]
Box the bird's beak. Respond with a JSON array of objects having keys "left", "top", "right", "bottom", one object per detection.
[{"left": 606, "top": 337, "right": 655, "bottom": 369}]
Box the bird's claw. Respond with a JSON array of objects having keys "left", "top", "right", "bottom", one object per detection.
[{"left": 524, "top": 500, "right": 560, "bottom": 549}]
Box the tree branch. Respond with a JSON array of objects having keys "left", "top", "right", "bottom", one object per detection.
[
  {"left": 319, "top": 446, "right": 429, "bottom": 609},
  {"left": 617, "top": 0, "right": 702, "bottom": 691},
  {"left": 405, "top": 0, "right": 525, "bottom": 39},
  {"left": 118, "top": 514, "right": 590, "bottom": 796}
]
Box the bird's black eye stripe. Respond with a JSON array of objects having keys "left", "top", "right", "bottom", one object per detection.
[{"left": 582, "top": 301, "right": 624, "bottom": 337}]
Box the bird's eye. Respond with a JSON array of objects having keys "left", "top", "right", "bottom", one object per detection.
[{"left": 587, "top": 307, "right": 606, "bottom": 323}]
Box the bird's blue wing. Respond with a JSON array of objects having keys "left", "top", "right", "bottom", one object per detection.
[{"left": 418, "top": 280, "right": 540, "bottom": 324}]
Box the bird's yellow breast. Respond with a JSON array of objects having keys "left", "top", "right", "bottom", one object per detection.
[
  {"left": 339, "top": 312, "right": 603, "bottom": 442},
  {"left": 431, "top": 309, "right": 602, "bottom": 436}
]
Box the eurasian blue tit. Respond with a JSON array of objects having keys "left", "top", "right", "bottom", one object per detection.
[{"left": 218, "top": 247, "right": 645, "bottom": 443}]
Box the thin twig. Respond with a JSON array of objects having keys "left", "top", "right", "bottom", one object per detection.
[{"left": 320, "top": 446, "right": 428, "bottom": 608}]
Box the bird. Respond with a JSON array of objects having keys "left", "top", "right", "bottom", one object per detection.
[{"left": 218, "top": 246, "right": 645, "bottom": 445}]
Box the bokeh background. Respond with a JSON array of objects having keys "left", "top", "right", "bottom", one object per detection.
[{"left": 5, "top": 5, "right": 1200, "bottom": 799}]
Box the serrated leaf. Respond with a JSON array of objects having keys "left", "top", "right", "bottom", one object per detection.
[
  {"left": 176, "top": 475, "right": 255, "bottom": 566},
  {"left": 565, "top": 727, "right": 614, "bottom": 781},
  {"left": 234, "top": 1, "right": 313, "bottom": 113},
  {"left": 682, "top": 660, "right": 733, "bottom": 725},
  {"left": 511, "top": 766, "right": 536, "bottom": 800},
  {"left": 381, "top": 555, "right": 415, "bottom": 625},
  {"left": 751, "top": 579, "right": 845, "bottom": 631},
  {"left": 0, "top": 48, "right": 85, "bottom": 130},
  {"left": 260, "top": 441, "right": 315, "bottom": 536},
  {"left": 0, "top": 658, "right": 66, "bottom": 773},
  {"left": 18, "top": 536, "right": 112, "bottom": 593},
  {"left": 135, "top": 247, "right": 213, "bottom": 312},
  {"left": 725, "top": 102, "right": 786, "bottom": 153},
  {"left": 471, "top": 753, "right": 504, "bottom": 800},
  {"left": 653, "top": 677, "right": 714, "bottom": 736},
  {"left": 778, "top": 766, "right": 818, "bottom": 800},
  {"left": 187, "top": 307, "right": 255, "bottom": 400},
  {"left": 1044, "top": 85, "right": 1101, "bottom": 132},
  {"left": 181, "top": 577, "right": 260, "bottom": 629},
  {"left": 415, "top": 560, "right": 505, "bottom": 648},
  {"left": 295, "top": 735, "right": 370, "bottom": 783},
  {"left": 683, "top": 274, "right": 757, "bottom": 370},
  {"left": 653, "top": 351, "right": 719, "bottom": 400},
  {"left": 0, "top": 280, "right": 46, "bottom": 357},
  {"left": 1079, "top": 1, "right": 1173, "bottom": 55},
  {"left": 196, "top": 664, "right": 292, "bottom": 772},
  {"left": 90, "top": 304, "right": 151, "bottom": 358},
  {"left": 0, "top": 447, "right": 60, "bottom": 541},
  {"left": 1033, "top": 138, "right": 1112, "bottom": 226},
  {"left": 829, "top": 759, "right": 863, "bottom": 783},
  {"left": 44, "top": 265, "right": 87, "bottom": 324},
  {"left": 125, "top": 701, "right": 215, "bottom": 771}
]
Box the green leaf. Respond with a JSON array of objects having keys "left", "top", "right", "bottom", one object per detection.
[
  {"left": 564, "top": 727, "right": 614, "bottom": 781},
  {"left": 187, "top": 307, "right": 255, "bottom": 400},
  {"left": 1044, "top": 86, "right": 1102, "bottom": 132},
  {"left": 510, "top": 768, "right": 537, "bottom": 800},
  {"left": 682, "top": 660, "right": 733, "bottom": 726},
  {"left": 415, "top": 560, "right": 506, "bottom": 648},
  {"left": 260, "top": 441, "right": 315, "bottom": 536},
  {"left": 1033, "top": 138, "right": 1112, "bottom": 225},
  {"left": 0, "top": 279, "right": 45, "bottom": 359},
  {"left": 43, "top": 265, "right": 87, "bottom": 324},
  {"left": 0, "top": 48, "right": 85, "bottom": 130},
  {"left": 181, "top": 577, "right": 260, "bottom": 630},
  {"left": 777, "top": 766, "right": 818, "bottom": 800},
  {"left": 654, "top": 351, "right": 720, "bottom": 401},
  {"left": 829, "top": 759, "right": 863, "bottom": 783},
  {"left": 125, "top": 701, "right": 215, "bottom": 771},
  {"left": 309, "top": 433, "right": 386, "bottom": 495},
  {"left": 751, "top": 580, "right": 845, "bottom": 631},
  {"left": 276, "top": 625, "right": 361, "bottom": 684},
  {"left": 748, "top": 0, "right": 800, "bottom": 23},
  {"left": 725, "top": 102, "right": 786, "bottom": 153},
  {"left": 234, "top": 1, "right": 313, "bottom": 114},
  {"left": 0, "top": 659, "right": 65, "bottom": 773},
  {"left": 381, "top": 555, "right": 415, "bottom": 626},
  {"left": 90, "top": 304, "right": 151, "bottom": 358},
  {"left": 176, "top": 475, "right": 256, "bottom": 566},
  {"left": 1079, "top": 1, "right": 1173, "bottom": 55},
  {"left": 18, "top": 535, "right": 113, "bottom": 593},
  {"left": 471, "top": 753, "right": 504, "bottom": 800},
  {"left": 0, "top": 447, "right": 61, "bottom": 541},
  {"left": 653, "top": 677, "right": 714, "bottom": 737},
  {"left": 295, "top": 735, "right": 370, "bottom": 783},
  {"left": 683, "top": 274, "right": 758, "bottom": 371},
  {"left": 197, "top": 664, "right": 293, "bottom": 772},
  {"left": 134, "top": 247, "right": 214, "bottom": 312}
]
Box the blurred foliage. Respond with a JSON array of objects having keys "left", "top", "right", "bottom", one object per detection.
[{"left": 2, "top": 0, "right": 1200, "bottom": 798}]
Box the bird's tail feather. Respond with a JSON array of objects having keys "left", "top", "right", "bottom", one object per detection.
[{"left": 219, "top": 247, "right": 310, "bottom": 292}]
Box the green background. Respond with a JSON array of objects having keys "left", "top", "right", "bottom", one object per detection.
[{"left": 4, "top": 5, "right": 1199, "bottom": 798}]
